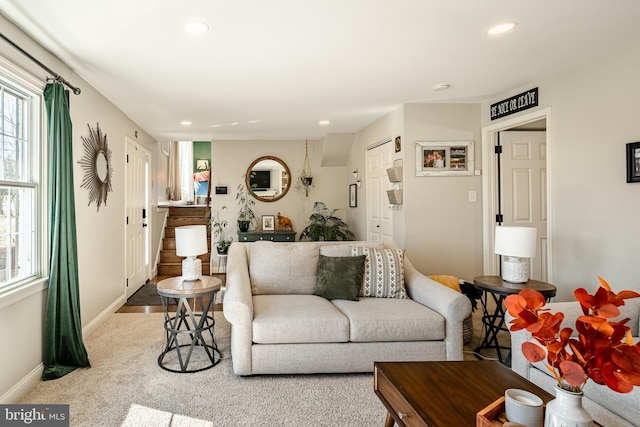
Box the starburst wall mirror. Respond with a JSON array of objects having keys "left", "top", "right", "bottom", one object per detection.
[{"left": 78, "top": 123, "right": 113, "bottom": 211}]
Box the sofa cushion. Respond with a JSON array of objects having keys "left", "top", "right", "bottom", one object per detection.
[
  {"left": 249, "top": 242, "right": 319, "bottom": 295},
  {"left": 253, "top": 295, "right": 350, "bottom": 344},
  {"left": 332, "top": 298, "right": 445, "bottom": 342},
  {"left": 351, "top": 246, "right": 407, "bottom": 298},
  {"left": 314, "top": 255, "right": 366, "bottom": 301}
]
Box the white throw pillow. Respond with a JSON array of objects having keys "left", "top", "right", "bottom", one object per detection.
[{"left": 351, "top": 246, "right": 407, "bottom": 298}]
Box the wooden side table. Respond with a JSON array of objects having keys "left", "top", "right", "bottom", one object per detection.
[
  {"left": 157, "top": 276, "right": 222, "bottom": 373},
  {"left": 473, "top": 275, "right": 556, "bottom": 365}
]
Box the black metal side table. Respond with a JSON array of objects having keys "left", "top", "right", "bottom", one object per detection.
[
  {"left": 472, "top": 275, "right": 556, "bottom": 366},
  {"left": 157, "top": 276, "right": 222, "bottom": 373}
]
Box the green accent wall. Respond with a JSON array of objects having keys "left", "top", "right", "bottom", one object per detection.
[{"left": 193, "top": 141, "right": 211, "bottom": 170}]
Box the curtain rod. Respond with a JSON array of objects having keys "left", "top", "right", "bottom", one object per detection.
[{"left": 0, "top": 32, "right": 81, "bottom": 95}]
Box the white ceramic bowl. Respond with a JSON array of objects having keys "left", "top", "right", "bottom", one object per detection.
[{"left": 504, "top": 388, "right": 544, "bottom": 427}]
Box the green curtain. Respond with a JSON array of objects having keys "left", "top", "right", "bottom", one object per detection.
[{"left": 42, "top": 82, "right": 90, "bottom": 380}]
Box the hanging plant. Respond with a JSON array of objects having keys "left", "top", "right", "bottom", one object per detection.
[{"left": 297, "top": 141, "right": 313, "bottom": 197}]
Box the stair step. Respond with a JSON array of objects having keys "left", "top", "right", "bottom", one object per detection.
[
  {"left": 169, "top": 206, "right": 210, "bottom": 217},
  {"left": 157, "top": 263, "right": 212, "bottom": 276},
  {"left": 157, "top": 206, "right": 216, "bottom": 277},
  {"left": 161, "top": 251, "right": 210, "bottom": 264},
  {"left": 168, "top": 217, "right": 209, "bottom": 228}
]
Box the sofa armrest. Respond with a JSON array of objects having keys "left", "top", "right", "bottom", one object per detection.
[
  {"left": 223, "top": 242, "right": 254, "bottom": 375},
  {"left": 404, "top": 257, "right": 471, "bottom": 360}
]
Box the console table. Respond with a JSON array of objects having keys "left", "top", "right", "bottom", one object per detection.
[{"left": 238, "top": 231, "right": 296, "bottom": 242}]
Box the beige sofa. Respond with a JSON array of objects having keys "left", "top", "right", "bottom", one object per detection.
[
  {"left": 223, "top": 240, "right": 471, "bottom": 375},
  {"left": 508, "top": 297, "right": 640, "bottom": 427}
]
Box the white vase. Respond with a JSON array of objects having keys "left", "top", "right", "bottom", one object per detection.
[{"left": 544, "top": 386, "right": 593, "bottom": 427}]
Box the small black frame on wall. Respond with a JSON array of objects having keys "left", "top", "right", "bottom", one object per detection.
[{"left": 626, "top": 142, "right": 640, "bottom": 183}]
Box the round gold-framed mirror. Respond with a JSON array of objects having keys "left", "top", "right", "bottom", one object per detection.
[{"left": 245, "top": 156, "right": 291, "bottom": 202}]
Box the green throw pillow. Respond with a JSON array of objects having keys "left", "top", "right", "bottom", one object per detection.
[{"left": 314, "top": 255, "right": 366, "bottom": 301}]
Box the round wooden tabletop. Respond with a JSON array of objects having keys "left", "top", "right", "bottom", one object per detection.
[
  {"left": 473, "top": 275, "right": 557, "bottom": 299},
  {"left": 157, "top": 275, "right": 222, "bottom": 298}
]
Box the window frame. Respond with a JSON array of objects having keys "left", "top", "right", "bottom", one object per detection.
[{"left": 0, "top": 56, "right": 47, "bottom": 300}]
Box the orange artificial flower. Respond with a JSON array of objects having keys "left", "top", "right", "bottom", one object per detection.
[{"left": 505, "top": 277, "right": 640, "bottom": 393}]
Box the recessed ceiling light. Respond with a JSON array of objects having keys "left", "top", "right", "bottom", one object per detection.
[
  {"left": 248, "top": 120, "right": 262, "bottom": 124},
  {"left": 488, "top": 21, "right": 517, "bottom": 36},
  {"left": 180, "top": 121, "right": 192, "bottom": 126},
  {"left": 185, "top": 21, "right": 209, "bottom": 34},
  {"left": 319, "top": 120, "right": 330, "bottom": 126},
  {"left": 229, "top": 122, "right": 238, "bottom": 126},
  {"left": 210, "top": 124, "right": 221, "bottom": 128},
  {"left": 432, "top": 83, "right": 451, "bottom": 91}
]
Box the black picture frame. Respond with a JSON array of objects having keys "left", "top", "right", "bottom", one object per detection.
[
  {"left": 627, "top": 142, "right": 640, "bottom": 183},
  {"left": 349, "top": 184, "right": 357, "bottom": 208}
]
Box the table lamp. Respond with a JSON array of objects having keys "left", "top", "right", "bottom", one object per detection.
[
  {"left": 175, "top": 225, "right": 208, "bottom": 280},
  {"left": 494, "top": 226, "right": 537, "bottom": 283}
]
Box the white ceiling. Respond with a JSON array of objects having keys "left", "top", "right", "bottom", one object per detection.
[{"left": 2, "top": 1, "right": 640, "bottom": 142}]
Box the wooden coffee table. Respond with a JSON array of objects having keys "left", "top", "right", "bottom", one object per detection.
[{"left": 374, "top": 361, "right": 554, "bottom": 427}]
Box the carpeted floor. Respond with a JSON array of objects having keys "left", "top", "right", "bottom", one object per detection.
[
  {"left": 18, "top": 312, "right": 388, "bottom": 427},
  {"left": 18, "top": 302, "right": 505, "bottom": 426}
]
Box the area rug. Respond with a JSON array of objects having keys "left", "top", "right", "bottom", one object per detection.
[
  {"left": 18, "top": 312, "right": 386, "bottom": 427},
  {"left": 125, "top": 284, "right": 161, "bottom": 306}
]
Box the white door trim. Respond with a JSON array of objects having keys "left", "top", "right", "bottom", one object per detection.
[{"left": 481, "top": 107, "right": 554, "bottom": 281}]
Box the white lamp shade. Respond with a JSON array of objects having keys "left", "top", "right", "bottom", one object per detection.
[
  {"left": 494, "top": 226, "right": 537, "bottom": 258},
  {"left": 175, "top": 225, "right": 208, "bottom": 257}
]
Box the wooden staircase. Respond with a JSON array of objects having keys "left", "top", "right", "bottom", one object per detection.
[{"left": 158, "top": 206, "right": 211, "bottom": 276}]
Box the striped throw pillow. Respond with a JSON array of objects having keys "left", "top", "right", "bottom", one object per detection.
[{"left": 351, "top": 246, "right": 407, "bottom": 298}]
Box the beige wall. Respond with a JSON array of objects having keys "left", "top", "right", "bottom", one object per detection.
[
  {"left": 482, "top": 41, "right": 640, "bottom": 300},
  {"left": 0, "top": 15, "right": 158, "bottom": 402},
  {"left": 346, "top": 104, "right": 483, "bottom": 281},
  {"left": 403, "top": 104, "right": 483, "bottom": 280},
  {"left": 210, "top": 139, "right": 348, "bottom": 244}
]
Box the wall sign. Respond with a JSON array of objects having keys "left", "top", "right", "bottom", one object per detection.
[{"left": 490, "top": 87, "right": 538, "bottom": 120}]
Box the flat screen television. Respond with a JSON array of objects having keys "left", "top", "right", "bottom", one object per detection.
[{"left": 249, "top": 170, "right": 270, "bottom": 191}]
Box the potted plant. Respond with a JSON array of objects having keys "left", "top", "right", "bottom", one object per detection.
[
  {"left": 236, "top": 181, "right": 256, "bottom": 232},
  {"left": 505, "top": 277, "right": 640, "bottom": 426},
  {"left": 209, "top": 206, "right": 233, "bottom": 254},
  {"left": 299, "top": 201, "right": 354, "bottom": 241}
]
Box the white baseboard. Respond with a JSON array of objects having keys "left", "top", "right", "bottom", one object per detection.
[
  {"left": 0, "top": 297, "right": 125, "bottom": 404},
  {"left": 83, "top": 296, "right": 126, "bottom": 338},
  {"left": 0, "top": 363, "right": 43, "bottom": 404}
]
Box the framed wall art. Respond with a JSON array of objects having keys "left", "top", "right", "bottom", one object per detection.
[
  {"left": 626, "top": 142, "right": 640, "bottom": 183},
  {"left": 415, "top": 141, "right": 474, "bottom": 176},
  {"left": 262, "top": 215, "right": 275, "bottom": 231},
  {"left": 349, "top": 183, "right": 357, "bottom": 207}
]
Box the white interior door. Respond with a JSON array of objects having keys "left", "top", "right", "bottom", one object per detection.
[
  {"left": 125, "top": 138, "right": 150, "bottom": 298},
  {"left": 499, "top": 131, "right": 548, "bottom": 281},
  {"left": 366, "top": 141, "right": 393, "bottom": 242}
]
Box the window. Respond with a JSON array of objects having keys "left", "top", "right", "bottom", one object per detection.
[{"left": 0, "top": 68, "right": 42, "bottom": 292}]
